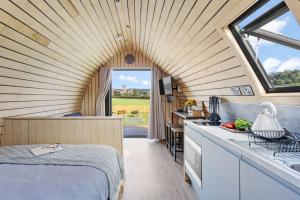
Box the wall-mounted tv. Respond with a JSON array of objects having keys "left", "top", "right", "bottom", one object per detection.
[
  {"left": 159, "top": 79, "right": 165, "bottom": 95},
  {"left": 163, "top": 76, "right": 173, "bottom": 95}
]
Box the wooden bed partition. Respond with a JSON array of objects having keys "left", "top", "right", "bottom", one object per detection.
[{"left": 0, "top": 117, "right": 123, "bottom": 154}]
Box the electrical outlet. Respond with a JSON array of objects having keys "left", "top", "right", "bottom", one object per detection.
[
  {"left": 231, "top": 87, "right": 241, "bottom": 96},
  {"left": 239, "top": 85, "right": 254, "bottom": 96}
]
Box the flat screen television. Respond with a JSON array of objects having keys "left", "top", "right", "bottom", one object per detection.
[
  {"left": 159, "top": 79, "right": 165, "bottom": 95},
  {"left": 163, "top": 76, "right": 173, "bottom": 95}
]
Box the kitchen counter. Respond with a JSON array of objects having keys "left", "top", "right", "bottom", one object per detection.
[{"left": 185, "top": 120, "right": 300, "bottom": 194}]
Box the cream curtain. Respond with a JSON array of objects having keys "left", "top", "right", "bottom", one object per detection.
[
  {"left": 149, "top": 66, "right": 165, "bottom": 139},
  {"left": 95, "top": 66, "right": 112, "bottom": 116}
]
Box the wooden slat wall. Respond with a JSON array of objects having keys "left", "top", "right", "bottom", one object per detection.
[
  {"left": 0, "top": 0, "right": 104, "bottom": 121},
  {"left": 0, "top": 0, "right": 299, "bottom": 125},
  {"left": 157, "top": 0, "right": 254, "bottom": 106},
  {"left": 0, "top": 118, "right": 3, "bottom": 145},
  {"left": 1, "top": 117, "right": 123, "bottom": 154},
  {"left": 105, "top": 50, "right": 154, "bottom": 69},
  {"left": 81, "top": 71, "right": 99, "bottom": 116}
]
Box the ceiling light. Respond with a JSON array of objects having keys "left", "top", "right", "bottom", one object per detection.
[{"left": 116, "top": 34, "right": 123, "bottom": 41}]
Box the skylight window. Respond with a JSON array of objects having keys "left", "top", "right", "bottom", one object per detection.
[{"left": 230, "top": 0, "right": 300, "bottom": 93}]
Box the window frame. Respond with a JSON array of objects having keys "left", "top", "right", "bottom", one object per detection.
[{"left": 229, "top": 0, "right": 300, "bottom": 93}]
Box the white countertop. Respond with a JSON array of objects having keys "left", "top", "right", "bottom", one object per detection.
[
  {"left": 185, "top": 120, "right": 300, "bottom": 193},
  {"left": 4, "top": 116, "right": 123, "bottom": 120}
]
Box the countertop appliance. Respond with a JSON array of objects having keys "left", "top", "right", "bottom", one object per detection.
[
  {"left": 208, "top": 96, "right": 221, "bottom": 122},
  {"left": 252, "top": 102, "right": 284, "bottom": 138}
]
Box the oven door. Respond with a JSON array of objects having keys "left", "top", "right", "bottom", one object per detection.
[{"left": 184, "top": 135, "right": 202, "bottom": 188}]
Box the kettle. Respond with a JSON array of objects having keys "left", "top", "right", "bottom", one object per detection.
[{"left": 252, "top": 102, "right": 284, "bottom": 132}]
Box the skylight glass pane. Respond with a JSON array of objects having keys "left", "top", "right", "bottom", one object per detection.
[
  {"left": 261, "top": 10, "right": 300, "bottom": 41},
  {"left": 252, "top": 39, "right": 300, "bottom": 87},
  {"left": 231, "top": 0, "right": 300, "bottom": 92},
  {"left": 239, "top": 0, "right": 282, "bottom": 29}
]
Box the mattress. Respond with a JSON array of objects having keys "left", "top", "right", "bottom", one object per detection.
[{"left": 0, "top": 144, "right": 124, "bottom": 200}]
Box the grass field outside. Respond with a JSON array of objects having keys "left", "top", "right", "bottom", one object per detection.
[{"left": 112, "top": 97, "right": 150, "bottom": 127}]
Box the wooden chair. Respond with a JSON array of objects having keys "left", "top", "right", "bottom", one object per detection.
[
  {"left": 130, "top": 110, "right": 139, "bottom": 118},
  {"left": 117, "top": 110, "right": 126, "bottom": 117}
]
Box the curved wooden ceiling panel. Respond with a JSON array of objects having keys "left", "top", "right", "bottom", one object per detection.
[{"left": 8, "top": 0, "right": 298, "bottom": 120}]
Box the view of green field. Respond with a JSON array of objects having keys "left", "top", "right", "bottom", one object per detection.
[{"left": 112, "top": 98, "right": 150, "bottom": 127}]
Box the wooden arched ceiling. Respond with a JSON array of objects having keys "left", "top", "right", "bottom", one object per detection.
[
  {"left": 0, "top": 0, "right": 247, "bottom": 64},
  {"left": 0, "top": 0, "right": 256, "bottom": 117},
  {"left": 1, "top": 0, "right": 299, "bottom": 119}
]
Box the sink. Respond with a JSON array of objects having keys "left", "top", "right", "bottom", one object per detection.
[{"left": 289, "top": 164, "right": 300, "bottom": 173}]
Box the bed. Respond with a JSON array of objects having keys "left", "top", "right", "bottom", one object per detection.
[{"left": 0, "top": 144, "right": 124, "bottom": 200}]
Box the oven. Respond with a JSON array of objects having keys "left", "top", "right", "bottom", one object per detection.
[{"left": 184, "top": 135, "right": 202, "bottom": 188}]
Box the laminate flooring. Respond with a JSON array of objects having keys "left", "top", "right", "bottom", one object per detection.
[{"left": 119, "top": 138, "right": 198, "bottom": 200}]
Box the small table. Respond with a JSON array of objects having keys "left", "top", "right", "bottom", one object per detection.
[{"left": 172, "top": 111, "right": 205, "bottom": 124}]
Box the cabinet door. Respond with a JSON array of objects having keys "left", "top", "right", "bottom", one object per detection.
[
  {"left": 201, "top": 134, "right": 240, "bottom": 200},
  {"left": 185, "top": 126, "right": 240, "bottom": 200},
  {"left": 240, "top": 160, "right": 300, "bottom": 200}
]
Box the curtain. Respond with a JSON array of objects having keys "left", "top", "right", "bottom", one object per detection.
[
  {"left": 149, "top": 66, "right": 165, "bottom": 139},
  {"left": 95, "top": 66, "right": 112, "bottom": 116}
]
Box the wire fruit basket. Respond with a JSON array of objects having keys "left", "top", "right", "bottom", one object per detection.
[{"left": 248, "top": 129, "right": 300, "bottom": 155}]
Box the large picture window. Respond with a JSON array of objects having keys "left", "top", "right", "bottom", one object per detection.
[{"left": 230, "top": 0, "right": 300, "bottom": 93}]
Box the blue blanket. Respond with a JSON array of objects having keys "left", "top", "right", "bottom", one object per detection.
[{"left": 0, "top": 144, "right": 124, "bottom": 200}]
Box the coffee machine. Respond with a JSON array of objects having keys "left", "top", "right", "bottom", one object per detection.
[{"left": 208, "top": 96, "right": 221, "bottom": 123}]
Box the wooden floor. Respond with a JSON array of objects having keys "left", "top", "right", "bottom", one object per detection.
[{"left": 119, "top": 138, "right": 198, "bottom": 200}]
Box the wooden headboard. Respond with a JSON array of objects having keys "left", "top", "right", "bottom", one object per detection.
[{"left": 0, "top": 117, "right": 123, "bottom": 154}]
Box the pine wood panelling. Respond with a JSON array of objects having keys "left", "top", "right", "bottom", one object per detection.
[
  {"left": 81, "top": 72, "right": 98, "bottom": 116},
  {"left": 0, "top": 100, "right": 81, "bottom": 111},
  {"left": 14, "top": 105, "right": 82, "bottom": 117},
  {"left": 0, "top": 0, "right": 100, "bottom": 119},
  {"left": 0, "top": 103, "right": 82, "bottom": 118},
  {"left": 0, "top": 119, "right": 3, "bottom": 144},
  {"left": 0, "top": 0, "right": 299, "bottom": 123},
  {"left": 162, "top": 96, "right": 177, "bottom": 124},
  {"left": 1, "top": 117, "right": 123, "bottom": 154}
]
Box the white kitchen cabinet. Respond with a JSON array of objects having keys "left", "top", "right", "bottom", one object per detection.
[
  {"left": 240, "top": 160, "right": 299, "bottom": 200},
  {"left": 185, "top": 126, "right": 240, "bottom": 200}
]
